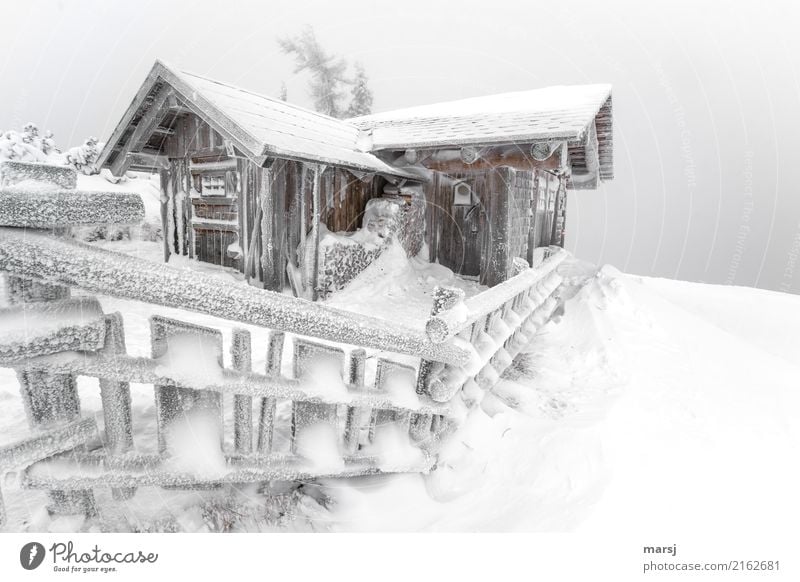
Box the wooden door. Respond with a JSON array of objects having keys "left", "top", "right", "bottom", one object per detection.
[{"left": 438, "top": 177, "right": 486, "bottom": 278}]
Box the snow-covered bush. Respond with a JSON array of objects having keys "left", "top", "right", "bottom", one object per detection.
[
  {"left": 0, "top": 124, "right": 56, "bottom": 163},
  {"left": 64, "top": 136, "right": 100, "bottom": 175},
  {"left": 0, "top": 123, "right": 101, "bottom": 175}
]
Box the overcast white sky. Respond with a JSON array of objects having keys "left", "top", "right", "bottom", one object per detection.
[{"left": 3, "top": 0, "right": 800, "bottom": 293}]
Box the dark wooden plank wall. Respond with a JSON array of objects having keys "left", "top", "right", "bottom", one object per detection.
[
  {"left": 323, "top": 169, "right": 381, "bottom": 233},
  {"left": 423, "top": 168, "right": 491, "bottom": 278},
  {"left": 422, "top": 165, "right": 567, "bottom": 287}
]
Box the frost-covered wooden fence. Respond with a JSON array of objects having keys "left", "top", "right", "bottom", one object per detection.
[{"left": 0, "top": 162, "right": 566, "bottom": 527}]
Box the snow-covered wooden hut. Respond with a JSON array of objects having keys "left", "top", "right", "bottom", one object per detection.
[{"left": 97, "top": 60, "right": 612, "bottom": 295}]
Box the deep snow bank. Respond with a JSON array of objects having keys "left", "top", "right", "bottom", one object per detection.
[{"left": 319, "top": 263, "right": 800, "bottom": 532}]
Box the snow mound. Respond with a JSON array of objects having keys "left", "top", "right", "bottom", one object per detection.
[{"left": 325, "top": 242, "right": 484, "bottom": 329}]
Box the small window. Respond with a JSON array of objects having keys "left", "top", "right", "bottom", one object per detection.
[
  {"left": 453, "top": 181, "right": 473, "bottom": 206},
  {"left": 201, "top": 173, "right": 226, "bottom": 197}
]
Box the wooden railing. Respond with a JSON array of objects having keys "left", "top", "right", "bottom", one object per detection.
[{"left": 0, "top": 161, "right": 567, "bottom": 528}]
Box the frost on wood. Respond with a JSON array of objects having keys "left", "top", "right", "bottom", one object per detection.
[
  {"left": 0, "top": 418, "right": 97, "bottom": 471},
  {"left": 343, "top": 348, "right": 367, "bottom": 454},
  {"left": 17, "top": 367, "right": 81, "bottom": 428},
  {"left": 0, "top": 297, "right": 106, "bottom": 362},
  {"left": 426, "top": 249, "right": 567, "bottom": 342},
  {"left": 21, "top": 451, "right": 435, "bottom": 491},
  {"left": 231, "top": 329, "right": 253, "bottom": 454},
  {"left": 151, "top": 316, "right": 224, "bottom": 454},
  {"left": 257, "top": 331, "right": 284, "bottom": 454},
  {"left": 0, "top": 188, "right": 145, "bottom": 227},
  {"left": 98, "top": 314, "right": 134, "bottom": 459},
  {"left": 291, "top": 340, "right": 344, "bottom": 457},
  {"left": 0, "top": 160, "right": 77, "bottom": 190},
  {"left": 6, "top": 275, "right": 70, "bottom": 304},
  {"left": 0, "top": 228, "right": 471, "bottom": 366},
  {"left": 4, "top": 348, "right": 449, "bottom": 415}
]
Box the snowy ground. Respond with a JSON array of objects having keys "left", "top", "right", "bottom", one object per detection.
[
  {"left": 309, "top": 265, "right": 800, "bottom": 532},
  {"left": 1, "top": 246, "right": 799, "bottom": 532}
]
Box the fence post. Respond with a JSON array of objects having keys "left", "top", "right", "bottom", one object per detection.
[
  {"left": 417, "top": 286, "right": 465, "bottom": 395},
  {"left": 257, "top": 331, "right": 284, "bottom": 454},
  {"left": 150, "top": 316, "right": 224, "bottom": 454},
  {"left": 10, "top": 266, "right": 96, "bottom": 519},
  {"left": 290, "top": 340, "right": 344, "bottom": 455},
  {"left": 99, "top": 313, "right": 135, "bottom": 501},
  {"left": 232, "top": 329, "right": 253, "bottom": 454},
  {"left": 16, "top": 366, "right": 96, "bottom": 518},
  {"left": 343, "top": 349, "right": 367, "bottom": 455}
]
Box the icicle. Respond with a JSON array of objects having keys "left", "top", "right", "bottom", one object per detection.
[
  {"left": 175, "top": 186, "right": 186, "bottom": 256},
  {"left": 166, "top": 174, "right": 176, "bottom": 256}
]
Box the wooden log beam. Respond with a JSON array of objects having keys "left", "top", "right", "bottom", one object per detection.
[
  {"left": 310, "top": 164, "right": 325, "bottom": 300},
  {"left": 151, "top": 126, "right": 176, "bottom": 136},
  {"left": 1, "top": 349, "right": 450, "bottom": 416},
  {"left": 421, "top": 145, "right": 562, "bottom": 173},
  {"left": 260, "top": 162, "right": 280, "bottom": 291},
  {"left": 568, "top": 122, "right": 600, "bottom": 190},
  {"left": 21, "top": 452, "right": 435, "bottom": 491},
  {"left": 0, "top": 418, "right": 98, "bottom": 471},
  {"left": 0, "top": 189, "right": 145, "bottom": 228},
  {"left": 0, "top": 160, "right": 77, "bottom": 190},
  {"left": 0, "top": 297, "right": 107, "bottom": 363},
  {"left": 126, "top": 151, "right": 170, "bottom": 171},
  {"left": 110, "top": 88, "right": 174, "bottom": 177},
  {"left": 426, "top": 248, "right": 567, "bottom": 342}
]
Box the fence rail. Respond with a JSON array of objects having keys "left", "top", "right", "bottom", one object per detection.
[{"left": 0, "top": 227, "right": 471, "bottom": 366}]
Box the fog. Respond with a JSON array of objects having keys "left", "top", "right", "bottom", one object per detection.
[{"left": 2, "top": 0, "right": 799, "bottom": 292}]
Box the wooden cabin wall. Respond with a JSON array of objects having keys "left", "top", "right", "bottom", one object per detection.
[
  {"left": 320, "top": 168, "right": 381, "bottom": 233},
  {"left": 423, "top": 169, "right": 487, "bottom": 277},
  {"left": 238, "top": 158, "right": 292, "bottom": 291},
  {"left": 162, "top": 112, "right": 242, "bottom": 271},
  {"left": 240, "top": 161, "right": 381, "bottom": 293},
  {"left": 553, "top": 178, "right": 568, "bottom": 247},
  {"left": 161, "top": 111, "right": 385, "bottom": 294},
  {"left": 422, "top": 165, "right": 566, "bottom": 287}
]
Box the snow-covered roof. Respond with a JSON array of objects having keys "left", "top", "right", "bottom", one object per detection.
[
  {"left": 98, "top": 60, "right": 613, "bottom": 184},
  {"left": 350, "top": 84, "right": 612, "bottom": 150},
  {"left": 97, "top": 61, "right": 416, "bottom": 179}
]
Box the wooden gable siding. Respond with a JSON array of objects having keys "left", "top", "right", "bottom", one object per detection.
[{"left": 164, "top": 114, "right": 229, "bottom": 162}]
